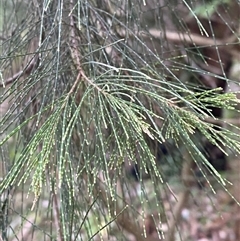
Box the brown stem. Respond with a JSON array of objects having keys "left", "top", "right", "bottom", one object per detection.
[
  {"left": 165, "top": 153, "right": 194, "bottom": 241},
  {"left": 0, "top": 55, "right": 38, "bottom": 88},
  {"left": 203, "top": 117, "right": 240, "bottom": 126},
  {"left": 68, "top": 0, "right": 103, "bottom": 95},
  {"left": 96, "top": 184, "right": 145, "bottom": 241},
  {"left": 115, "top": 27, "right": 238, "bottom": 56},
  {"left": 0, "top": 35, "right": 7, "bottom": 41},
  {"left": 52, "top": 191, "right": 64, "bottom": 241},
  {"left": 96, "top": 183, "right": 163, "bottom": 241}
]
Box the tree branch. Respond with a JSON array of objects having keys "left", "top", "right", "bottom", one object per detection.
[
  {"left": 115, "top": 27, "right": 239, "bottom": 55},
  {"left": 69, "top": 0, "right": 103, "bottom": 94},
  {"left": 0, "top": 35, "right": 7, "bottom": 41},
  {"left": 96, "top": 183, "right": 163, "bottom": 241},
  {"left": 0, "top": 55, "right": 38, "bottom": 88},
  {"left": 203, "top": 117, "right": 240, "bottom": 126},
  {"left": 165, "top": 152, "right": 194, "bottom": 241}
]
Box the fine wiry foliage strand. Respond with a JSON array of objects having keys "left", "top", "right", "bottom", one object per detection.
[{"left": 0, "top": 0, "right": 240, "bottom": 240}]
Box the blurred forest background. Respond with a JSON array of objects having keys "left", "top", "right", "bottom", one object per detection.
[{"left": 0, "top": 0, "right": 240, "bottom": 241}]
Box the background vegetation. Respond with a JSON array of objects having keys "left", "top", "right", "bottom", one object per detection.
[{"left": 0, "top": 0, "right": 240, "bottom": 240}]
